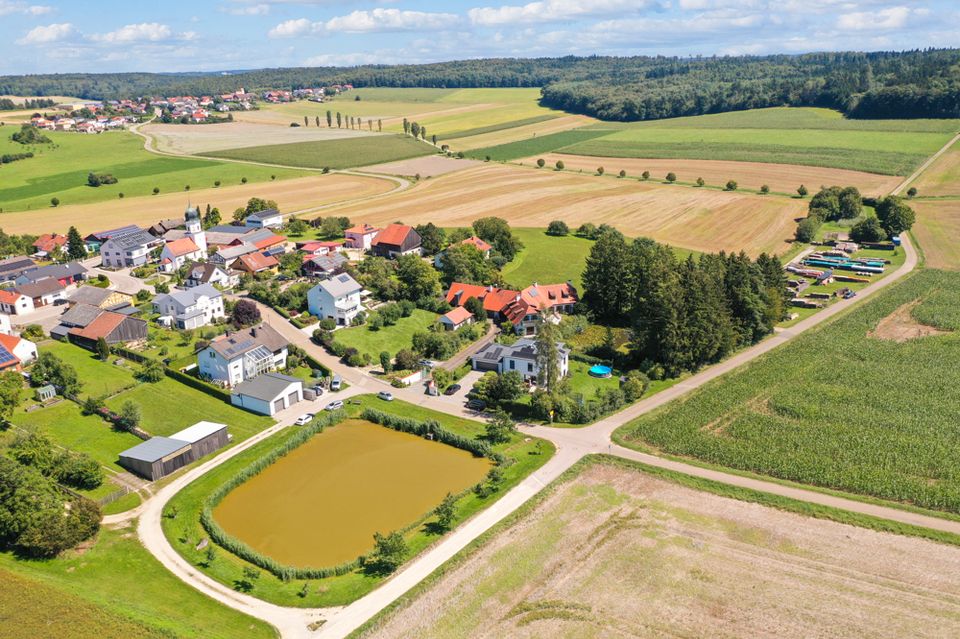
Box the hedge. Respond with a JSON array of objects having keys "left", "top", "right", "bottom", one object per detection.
[
  {"left": 199, "top": 410, "right": 361, "bottom": 580},
  {"left": 164, "top": 367, "right": 232, "bottom": 402},
  {"left": 360, "top": 408, "right": 498, "bottom": 461}
]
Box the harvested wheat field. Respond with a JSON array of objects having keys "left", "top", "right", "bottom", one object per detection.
[
  {"left": 319, "top": 163, "right": 803, "bottom": 255},
  {"left": 911, "top": 139, "right": 960, "bottom": 197},
  {"left": 363, "top": 460, "right": 960, "bottom": 639},
  {"left": 0, "top": 173, "right": 394, "bottom": 235},
  {"left": 360, "top": 155, "right": 482, "bottom": 178},
  {"left": 912, "top": 199, "right": 960, "bottom": 270},
  {"left": 527, "top": 153, "right": 903, "bottom": 197},
  {"left": 447, "top": 115, "right": 596, "bottom": 150},
  {"left": 144, "top": 122, "right": 371, "bottom": 155}
]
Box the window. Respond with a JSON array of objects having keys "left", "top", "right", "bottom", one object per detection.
[
  {"left": 209, "top": 351, "right": 215, "bottom": 358},
  {"left": 509, "top": 360, "right": 515, "bottom": 370},
  {"left": 527, "top": 363, "right": 533, "bottom": 372}
]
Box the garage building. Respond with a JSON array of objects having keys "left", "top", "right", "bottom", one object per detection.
[
  {"left": 117, "top": 421, "right": 229, "bottom": 481},
  {"left": 231, "top": 372, "right": 304, "bottom": 416}
]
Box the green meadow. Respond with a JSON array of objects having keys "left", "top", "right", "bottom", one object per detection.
[
  {"left": 207, "top": 134, "right": 433, "bottom": 170},
  {"left": 0, "top": 129, "right": 307, "bottom": 212}
]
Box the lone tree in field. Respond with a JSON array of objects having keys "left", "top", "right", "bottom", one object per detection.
[
  {"left": 371, "top": 531, "right": 407, "bottom": 574},
  {"left": 536, "top": 158, "right": 545, "bottom": 168},
  {"left": 907, "top": 187, "right": 918, "bottom": 198},
  {"left": 303, "top": 116, "right": 308, "bottom": 127},
  {"left": 67, "top": 226, "right": 85, "bottom": 259},
  {"left": 547, "top": 220, "right": 569, "bottom": 236},
  {"left": 152, "top": 187, "right": 159, "bottom": 195},
  {"left": 666, "top": 172, "right": 677, "bottom": 183},
  {"left": 50, "top": 197, "right": 59, "bottom": 207},
  {"left": 315, "top": 116, "right": 320, "bottom": 127},
  {"left": 760, "top": 184, "right": 770, "bottom": 194},
  {"left": 797, "top": 184, "right": 808, "bottom": 197},
  {"left": 696, "top": 177, "right": 705, "bottom": 187},
  {"left": 326, "top": 110, "right": 332, "bottom": 127},
  {"left": 485, "top": 410, "right": 516, "bottom": 444},
  {"left": 642, "top": 170, "right": 650, "bottom": 180},
  {"left": 725, "top": 180, "right": 738, "bottom": 191},
  {"left": 432, "top": 134, "right": 437, "bottom": 145},
  {"left": 411, "top": 122, "right": 421, "bottom": 138},
  {"left": 597, "top": 166, "right": 605, "bottom": 175},
  {"left": 555, "top": 160, "right": 565, "bottom": 170},
  {"left": 619, "top": 169, "right": 626, "bottom": 178},
  {"left": 402, "top": 118, "right": 410, "bottom": 135}
]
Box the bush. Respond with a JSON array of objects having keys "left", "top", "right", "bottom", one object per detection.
[
  {"left": 395, "top": 349, "right": 419, "bottom": 371},
  {"left": 725, "top": 180, "right": 738, "bottom": 191},
  {"left": 555, "top": 160, "right": 565, "bottom": 170},
  {"left": 665, "top": 172, "right": 677, "bottom": 183},
  {"left": 618, "top": 169, "right": 626, "bottom": 178},
  {"left": 695, "top": 177, "right": 705, "bottom": 187},
  {"left": 795, "top": 216, "right": 822, "bottom": 243},
  {"left": 546, "top": 220, "right": 569, "bottom": 236},
  {"left": 641, "top": 170, "right": 650, "bottom": 180},
  {"left": 850, "top": 216, "right": 887, "bottom": 243},
  {"left": 536, "top": 158, "right": 545, "bottom": 168},
  {"left": 760, "top": 184, "right": 770, "bottom": 194},
  {"left": 50, "top": 197, "right": 59, "bottom": 207}
]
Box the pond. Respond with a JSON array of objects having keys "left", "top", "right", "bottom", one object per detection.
[{"left": 212, "top": 419, "right": 491, "bottom": 568}]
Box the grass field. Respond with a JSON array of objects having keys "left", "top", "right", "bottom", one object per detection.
[
  {"left": 161, "top": 396, "right": 555, "bottom": 607},
  {"left": 501, "top": 229, "right": 595, "bottom": 289},
  {"left": 145, "top": 121, "right": 370, "bottom": 155},
  {"left": 0, "top": 173, "right": 393, "bottom": 236},
  {"left": 912, "top": 199, "right": 960, "bottom": 270},
  {"left": 529, "top": 153, "right": 903, "bottom": 197},
  {"left": 207, "top": 134, "right": 433, "bottom": 170},
  {"left": 318, "top": 163, "right": 804, "bottom": 256},
  {"left": 360, "top": 458, "right": 960, "bottom": 639},
  {"left": 0, "top": 528, "right": 275, "bottom": 639},
  {"left": 41, "top": 341, "right": 138, "bottom": 397},
  {"left": 0, "top": 129, "right": 310, "bottom": 212},
  {"left": 445, "top": 115, "right": 595, "bottom": 151},
  {"left": 911, "top": 137, "right": 960, "bottom": 197},
  {"left": 464, "top": 129, "right": 610, "bottom": 161},
  {"left": 333, "top": 309, "right": 437, "bottom": 360},
  {"left": 615, "top": 269, "right": 960, "bottom": 515}
]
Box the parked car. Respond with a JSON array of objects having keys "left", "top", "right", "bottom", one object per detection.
[
  {"left": 325, "top": 400, "right": 344, "bottom": 411},
  {"left": 444, "top": 384, "right": 461, "bottom": 396},
  {"left": 330, "top": 374, "right": 342, "bottom": 391},
  {"left": 419, "top": 359, "right": 436, "bottom": 369},
  {"left": 312, "top": 384, "right": 324, "bottom": 396},
  {"left": 294, "top": 413, "right": 314, "bottom": 426},
  {"left": 465, "top": 398, "right": 486, "bottom": 411},
  {"left": 377, "top": 391, "right": 394, "bottom": 401}
]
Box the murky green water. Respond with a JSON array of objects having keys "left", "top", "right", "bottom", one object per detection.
[{"left": 213, "top": 419, "right": 491, "bottom": 567}]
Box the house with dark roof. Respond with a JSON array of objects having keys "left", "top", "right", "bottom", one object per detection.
[
  {"left": 0, "top": 256, "right": 37, "bottom": 283},
  {"left": 15, "top": 262, "right": 88, "bottom": 288},
  {"left": 184, "top": 262, "right": 239, "bottom": 289},
  {"left": 197, "top": 323, "right": 288, "bottom": 387},
  {"left": 84, "top": 225, "right": 140, "bottom": 252},
  {"left": 15, "top": 277, "right": 67, "bottom": 307},
  {"left": 244, "top": 208, "right": 283, "bottom": 229},
  {"left": 100, "top": 229, "right": 162, "bottom": 268},
  {"left": 371, "top": 224, "right": 421, "bottom": 259},
  {"left": 230, "top": 372, "right": 303, "bottom": 416},
  {"left": 66, "top": 285, "right": 132, "bottom": 310},
  {"left": 302, "top": 253, "right": 348, "bottom": 279},
  {"left": 471, "top": 337, "right": 569, "bottom": 381},
  {"left": 67, "top": 310, "right": 148, "bottom": 350}
]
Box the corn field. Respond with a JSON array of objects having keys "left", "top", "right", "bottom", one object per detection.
[{"left": 620, "top": 270, "right": 960, "bottom": 514}]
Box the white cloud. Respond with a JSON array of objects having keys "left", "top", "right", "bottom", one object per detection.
[
  {"left": 836, "top": 6, "right": 912, "bottom": 30},
  {"left": 91, "top": 23, "right": 174, "bottom": 43},
  {"left": 17, "top": 22, "right": 75, "bottom": 45},
  {"left": 468, "top": 0, "right": 658, "bottom": 26},
  {"left": 225, "top": 3, "right": 270, "bottom": 15},
  {"left": 270, "top": 8, "right": 458, "bottom": 38},
  {"left": 0, "top": 1, "right": 52, "bottom": 16}
]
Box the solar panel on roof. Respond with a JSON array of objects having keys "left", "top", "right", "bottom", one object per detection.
[{"left": 0, "top": 346, "right": 17, "bottom": 365}]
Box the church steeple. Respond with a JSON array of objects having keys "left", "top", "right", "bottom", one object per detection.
[{"left": 184, "top": 203, "right": 206, "bottom": 253}]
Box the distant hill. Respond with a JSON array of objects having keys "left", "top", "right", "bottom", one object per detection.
[{"left": 2, "top": 49, "right": 958, "bottom": 121}]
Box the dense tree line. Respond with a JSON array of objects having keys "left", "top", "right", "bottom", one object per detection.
[
  {"left": 2, "top": 49, "right": 956, "bottom": 120},
  {"left": 0, "top": 97, "right": 55, "bottom": 110},
  {"left": 582, "top": 230, "right": 788, "bottom": 376}
]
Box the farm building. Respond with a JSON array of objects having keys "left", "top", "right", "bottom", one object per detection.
[
  {"left": 67, "top": 310, "right": 148, "bottom": 349},
  {"left": 230, "top": 372, "right": 304, "bottom": 416},
  {"left": 67, "top": 285, "right": 133, "bottom": 310},
  {"left": 0, "top": 256, "right": 38, "bottom": 283},
  {"left": 370, "top": 224, "right": 422, "bottom": 259},
  {"left": 244, "top": 209, "right": 284, "bottom": 229},
  {"left": 117, "top": 421, "right": 229, "bottom": 481}
]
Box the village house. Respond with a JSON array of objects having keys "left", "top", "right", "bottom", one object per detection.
[
  {"left": 370, "top": 224, "right": 422, "bottom": 259},
  {"left": 158, "top": 238, "right": 205, "bottom": 274},
  {"left": 15, "top": 278, "right": 67, "bottom": 308},
  {"left": 84, "top": 225, "right": 141, "bottom": 253},
  {"left": 244, "top": 209, "right": 284, "bottom": 229},
  {"left": 100, "top": 229, "right": 162, "bottom": 268},
  {"left": 198, "top": 323, "right": 288, "bottom": 387},
  {"left": 344, "top": 224, "right": 381, "bottom": 250},
  {"left": 0, "top": 289, "right": 34, "bottom": 315},
  {"left": 302, "top": 253, "right": 348, "bottom": 279},
  {"left": 307, "top": 273, "right": 363, "bottom": 326},
  {"left": 444, "top": 281, "right": 578, "bottom": 335},
  {"left": 0, "top": 256, "right": 37, "bottom": 283},
  {"left": 0, "top": 333, "right": 38, "bottom": 372},
  {"left": 471, "top": 338, "right": 570, "bottom": 381},
  {"left": 184, "top": 262, "right": 239, "bottom": 289},
  {"left": 32, "top": 233, "right": 68, "bottom": 257},
  {"left": 231, "top": 252, "right": 279, "bottom": 275},
  {"left": 15, "top": 262, "right": 88, "bottom": 289},
  {"left": 439, "top": 306, "right": 474, "bottom": 331},
  {"left": 296, "top": 240, "right": 342, "bottom": 256},
  {"left": 152, "top": 284, "right": 225, "bottom": 330}
]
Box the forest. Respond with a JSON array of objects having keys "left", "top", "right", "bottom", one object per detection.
[{"left": 1, "top": 49, "right": 958, "bottom": 121}]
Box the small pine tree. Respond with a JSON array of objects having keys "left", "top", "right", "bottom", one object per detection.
[{"left": 797, "top": 184, "right": 808, "bottom": 197}]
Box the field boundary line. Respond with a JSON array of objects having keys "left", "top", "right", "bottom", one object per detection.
[{"left": 894, "top": 131, "right": 960, "bottom": 195}]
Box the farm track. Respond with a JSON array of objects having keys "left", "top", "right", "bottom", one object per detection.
[{"left": 125, "top": 118, "right": 957, "bottom": 639}]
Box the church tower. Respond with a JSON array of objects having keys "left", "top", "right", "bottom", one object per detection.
[{"left": 184, "top": 205, "right": 207, "bottom": 253}]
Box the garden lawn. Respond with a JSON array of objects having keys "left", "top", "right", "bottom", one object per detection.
[
  {"left": 41, "top": 340, "right": 137, "bottom": 398},
  {"left": 0, "top": 129, "right": 307, "bottom": 212},
  {"left": 334, "top": 309, "right": 437, "bottom": 359},
  {"left": 616, "top": 269, "right": 960, "bottom": 515},
  {"left": 160, "top": 396, "right": 555, "bottom": 608},
  {"left": 105, "top": 377, "right": 272, "bottom": 440},
  {"left": 501, "top": 228, "right": 595, "bottom": 289},
  {"left": 566, "top": 360, "right": 621, "bottom": 400},
  {"left": 0, "top": 529, "right": 275, "bottom": 639},
  {"left": 9, "top": 401, "right": 141, "bottom": 472},
  {"left": 207, "top": 135, "right": 433, "bottom": 170}
]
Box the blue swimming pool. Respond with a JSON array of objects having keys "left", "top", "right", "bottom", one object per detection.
[{"left": 588, "top": 364, "right": 613, "bottom": 378}]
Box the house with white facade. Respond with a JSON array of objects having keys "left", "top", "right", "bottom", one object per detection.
[
  {"left": 0, "top": 289, "right": 34, "bottom": 315},
  {"left": 158, "top": 238, "right": 205, "bottom": 273},
  {"left": 152, "top": 284, "right": 225, "bottom": 330},
  {"left": 307, "top": 273, "right": 362, "bottom": 326},
  {"left": 184, "top": 262, "right": 238, "bottom": 289},
  {"left": 100, "top": 229, "right": 161, "bottom": 268},
  {"left": 244, "top": 209, "right": 284, "bottom": 229},
  {"left": 198, "top": 323, "right": 288, "bottom": 387},
  {"left": 230, "top": 372, "right": 304, "bottom": 416},
  {"left": 343, "top": 224, "right": 381, "bottom": 250},
  {"left": 471, "top": 337, "right": 569, "bottom": 382}
]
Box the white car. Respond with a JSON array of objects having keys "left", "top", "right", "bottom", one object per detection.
[
  {"left": 377, "top": 391, "right": 394, "bottom": 401},
  {"left": 294, "top": 413, "right": 314, "bottom": 426},
  {"left": 325, "top": 400, "right": 344, "bottom": 411}
]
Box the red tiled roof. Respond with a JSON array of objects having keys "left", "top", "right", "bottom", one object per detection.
[
  {"left": 69, "top": 311, "right": 125, "bottom": 340},
  {"left": 253, "top": 234, "right": 285, "bottom": 250},
  {"left": 345, "top": 223, "right": 380, "bottom": 235},
  {"left": 235, "top": 253, "right": 278, "bottom": 272},
  {"left": 372, "top": 224, "right": 414, "bottom": 247},
  {"left": 520, "top": 282, "right": 578, "bottom": 312},
  {"left": 460, "top": 236, "right": 492, "bottom": 252},
  {"left": 0, "top": 343, "right": 19, "bottom": 370},
  {"left": 164, "top": 238, "right": 201, "bottom": 257},
  {"left": 33, "top": 233, "right": 67, "bottom": 252},
  {"left": 0, "top": 289, "right": 25, "bottom": 304},
  {"left": 445, "top": 283, "right": 520, "bottom": 314},
  {"left": 0, "top": 333, "right": 22, "bottom": 352},
  {"left": 442, "top": 306, "right": 473, "bottom": 325}
]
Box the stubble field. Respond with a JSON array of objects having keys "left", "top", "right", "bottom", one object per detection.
[
  {"left": 361, "top": 461, "right": 960, "bottom": 639},
  {"left": 144, "top": 121, "right": 371, "bottom": 155},
  {"left": 910, "top": 138, "right": 960, "bottom": 197},
  {"left": 318, "top": 163, "right": 804, "bottom": 256},
  {"left": 0, "top": 172, "right": 394, "bottom": 235},
  {"left": 912, "top": 199, "right": 960, "bottom": 270}
]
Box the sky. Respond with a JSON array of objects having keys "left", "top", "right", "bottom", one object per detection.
[{"left": 2, "top": 0, "right": 958, "bottom": 75}]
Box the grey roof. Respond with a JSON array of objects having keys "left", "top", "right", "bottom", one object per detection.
[
  {"left": 59, "top": 303, "right": 103, "bottom": 327},
  {"left": 0, "top": 256, "right": 37, "bottom": 278},
  {"left": 188, "top": 262, "right": 228, "bottom": 284},
  {"left": 206, "top": 323, "right": 287, "bottom": 360},
  {"left": 50, "top": 324, "right": 71, "bottom": 339},
  {"left": 306, "top": 253, "right": 348, "bottom": 273},
  {"left": 156, "top": 284, "right": 221, "bottom": 309},
  {"left": 213, "top": 243, "right": 256, "bottom": 261},
  {"left": 119, "top": 437, "right": 191, "bottom": 463},
  {"left": 105, "top": 229, "right": 157, "bottom": 250},
  {"left": 18, "top": 261, "right": 87, "bottom": 284},
  {"left": 16, "top": 278, "right": 65, "bottom": 298},
  {"left": 232, "top": 372, "right": 302, "bottom": 402},
  {"left": 474, "top": 338, "right": 569, "bottom": 364},
  {"left": 245, "top": 208, "right": 281, "bottom": 222},
  {"left": 208, "top": 224, "right": 250, "bottom": 235},
  {"left": 316, "top": 272, "right": 361, "bottom": 297},
  {"left": 67, "top": 286, "right": 114, "bottom": 306},
  {"left": 86, "top": 224, "right": 139, "bottom": 241}
]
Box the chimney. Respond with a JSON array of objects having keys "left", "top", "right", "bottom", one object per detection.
[{"left": 251, "top": 326, "right": 258, "bottom": 338}]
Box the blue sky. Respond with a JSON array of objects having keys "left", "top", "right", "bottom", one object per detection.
[{"left": 2, "top": 0, "right": 958, "bottom": 75}]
